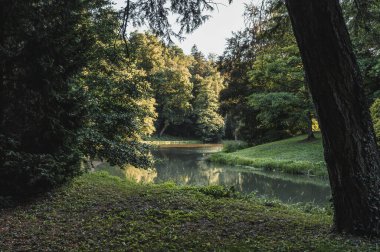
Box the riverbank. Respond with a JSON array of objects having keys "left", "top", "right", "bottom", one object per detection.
[
  {"left": 0, "top": 172, "right": 377, "bottom": 251},
  {"left": 209, "top": 134, "right": 327, "bottom": 177},
  {"left": 144, "top": 135, "right": 202, "bottom": 146}
]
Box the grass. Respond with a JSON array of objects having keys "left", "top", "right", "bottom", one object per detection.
[
  {"left": 144, "top": 134, "right": 202, "bottom": 145},
  {"left": 210, "top": 134, "right": 327, "bottom": 177},
  {"left": 1, "top": 172, "right": 378, "bottom": 251}
]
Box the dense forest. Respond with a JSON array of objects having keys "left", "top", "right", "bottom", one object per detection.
[
  {"left": 219, "top": 0, "right": 380, "bottom": 144},
  {"left": 0, "top": 1, "right": 225, "bottom": 195},
  {"left": 1, "top": 0, "right": 380, "bottom": 249}
]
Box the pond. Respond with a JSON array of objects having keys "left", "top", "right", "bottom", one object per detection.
[{"left": 96, "top": 145, "right": 331, "bottom": 206}]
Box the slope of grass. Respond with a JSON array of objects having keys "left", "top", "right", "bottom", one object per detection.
[
  {"left": 0, "top": 172, "right": 378, "bottom": 251},
  {"left": 210, "top": 134, "right": 327, "bottom": 177}
]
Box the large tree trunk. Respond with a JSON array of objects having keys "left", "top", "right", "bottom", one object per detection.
[{"left": 285, "top": 0, "right": 380, "bottom": 235}]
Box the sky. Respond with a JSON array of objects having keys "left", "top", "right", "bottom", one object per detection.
[{"left": 113, "top": 0, "right": 254, "bottom": 56}]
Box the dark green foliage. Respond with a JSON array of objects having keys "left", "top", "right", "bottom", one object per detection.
[
  {"left": 219, "top": 1, "right": 316, "bottom": 144},
  {"left": 248, "top": 92, "right": 307, "bottom": 134},
  {"left": 342, "top": 0, "right": 380, "bottom": 100},
  {"left": 218, "top": 30, "right": 258, "bottom": 142},
  {"left": 0, "top": 0, "right": 105, "bottom": 195},
  {"left": 122, "top": 0, "right": 232, "bottom": 43}
]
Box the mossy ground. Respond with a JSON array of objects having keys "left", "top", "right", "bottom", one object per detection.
[
  {"left": 1, "top": 172, "right": 378, "bottom": 251},
  {"left": 210, "top": 134, "right": 327, "bottom": 177}
]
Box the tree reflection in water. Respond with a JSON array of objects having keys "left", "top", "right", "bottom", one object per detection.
[{"left": 96, "top": 146, "right": 331, "bottom": 206}]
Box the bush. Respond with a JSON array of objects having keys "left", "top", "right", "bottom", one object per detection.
[
  {"left": 222, "top": 140, "right": 249, "bottom": 153},
  {"left": 0, "top": 134, "right": 82, "bottom": 196}
]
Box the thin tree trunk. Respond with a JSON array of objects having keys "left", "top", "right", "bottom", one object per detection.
[
  {"left": 285, "top": 0, "right": 380, "bottom": 235},
  {"left": 159, "top": 120, "right": 169, "bottom": 137},
  {"left": 306, "top": 111, "right": 315, "bottom": 141}
]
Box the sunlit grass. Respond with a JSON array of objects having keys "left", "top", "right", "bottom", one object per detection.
[
  {"left": 210, "top": 133, "right": 327, "bottom": 177},
  {"left": 144, "top": 134, "right": 202, "bottom": 145}
]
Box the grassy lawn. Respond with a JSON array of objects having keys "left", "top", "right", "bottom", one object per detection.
[
  {"left": 210, "top": 134, "right": 327, "bottom": 177},
  {"left": 0, "top": 172, "right": 378, "bottom": 251}
]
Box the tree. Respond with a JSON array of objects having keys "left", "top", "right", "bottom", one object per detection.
[
  {"left": 76, "top": 43, "right": 156, "bottom": 167},
  {"left": 0, "top": 0, "right": 108, "bottom": 195},
  {"left": 245, "top": 0, "right": 316, "bottom": 141},
  {"left": 75, "top": 10, "right": 157, "bottom": 168},
  {"left": 154, "top": 46, "right": 194, "bottom": 136},
  {"left": 127, "top": 33, "right": 195, "bottom": 137},
  {"left": 248, "top": 92, "right": 307, "bottom": 135},
  {"left": 218, "top": 30, "right": 258, "bottom": 142},
  {"left": 191, "top": 46, "right": 225, "bottom": 142},
  {"left": 128, "top": 32, "right": 166, "bottom": 75},
  {"left": 248, "top": 43, "right": 315, "bottom": 140},
  {"left": 285, "top": 0, "right": 380, "bottom": 235}
]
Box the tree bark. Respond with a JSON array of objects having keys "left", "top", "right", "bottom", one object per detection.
[
  {"left": 159, "top": 120, "right": 169, "bottom": 137},
  {"left": 306, "top": 111, "right": 315, "bottom": 141},
  {"left": 285, "top": 0, "right": 380, "bottom": 235}
]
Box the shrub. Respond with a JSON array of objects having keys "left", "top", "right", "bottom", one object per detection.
[
  {"left": 0, "top": 134, "right": 82, "bottom": 196},
  {"left": 222, "top": 140, "right": 249, "bottom": 153}
]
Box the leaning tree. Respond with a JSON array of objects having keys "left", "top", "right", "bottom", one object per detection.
[{"left": 285, "top": 0, "right": 380, "bottom": 235}]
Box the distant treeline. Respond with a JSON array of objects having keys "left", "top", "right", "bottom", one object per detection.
[{"left": 217, "top": 0, "right": 380, "bottom": 144}]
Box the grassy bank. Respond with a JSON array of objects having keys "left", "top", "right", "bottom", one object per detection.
[
  {"left": 210, "top": 134, "right": 327, "bottom": 177},
  {"left": 0, "top": 172, "right": 377, "bottom": 251},
  {"left": 144, "top": 135, "right": 202, "bottom": 145}
]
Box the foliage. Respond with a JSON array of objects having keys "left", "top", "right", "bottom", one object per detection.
[
  {"left": 191, "top": 47, "right": 225, "bottom": 142},
  {"left": 246, "top": 2, "right": 315, "bottom": 141},
  {"left": 155, "top": 47, "right": 194, "bottom": 135},
  {"left": 121, "top": 0, "right": 232, "bottom": 43},
  {"left": 218, "top": 1, "right": 316, "bottom": 143},
  {"left": 218, "top": 30, "right": 257, "bottom": 142},
  {"left": 0, "top": 0, "right": 110, "bottom": 195},
  {"left": 128, "top": 32, "right": 166, "bottom": 74},
  {"left": 370, "top": 99, "right": 380, "bottom": 143},
  {"left": 342, "top": 0, "right": 380, "bottom": 100},
  {"left": 128, "top": 36, "right": 225, "bottom": 141},
  {"left": 222, "top": 140, "right": 249, "bottom": 153},
  {"left": 248, "top": 92, "right": 307, "bottom": 133},
  {"left": 128, "top": 33, "right": 195, "bottom": 137},
  {"left": 74, "top": 8, "right": 157, "bottom": 168}
]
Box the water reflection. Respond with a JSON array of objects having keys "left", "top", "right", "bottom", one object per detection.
[{"left": 96, "top": 146, "right": 331, "bottom": 206}]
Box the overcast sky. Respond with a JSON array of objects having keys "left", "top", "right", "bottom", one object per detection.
[{"left": 113, "top": 0, "right": 254, "bottom": 56}]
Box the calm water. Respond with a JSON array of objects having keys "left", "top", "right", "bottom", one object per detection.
[{"left": 96, "top": 145, "right": 331, "bottom": 206}]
